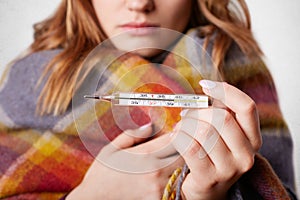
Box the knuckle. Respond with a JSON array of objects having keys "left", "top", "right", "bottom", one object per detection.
[
  {"left": 196, "top": 122, "right": 211, "bottom": 138},
  {"left": 149, "top": 170, "right": 161, "bottom": 179},
  {"left": 217, "top": 169, "right": 237, "bottom": 182},
  {"left": 199, "top": 121, "right": 211, "bottom": 133},
  {"left": 222, "top": 109, "right": 234, "bottom": 125},
  {"left": 186, "top": 140, "right": 201, "bottom": 157},
  {"left": 244, "top": 99, "right": 257, "bottom": 114},
  {"left": 202, "top": 178, "right": 218, "bottom": 191},
  {"left": 216, "top": 162, "right": 237, "bottom": 181},
  {"left": 222, "top": 82, "right": 230, "bottom": 89},
  {"left": 239, "top": 154, "right": 255, "bottom": 173},
  {"left": 253, "top": 136, "right": 263, "bottom": 152},
  {"left": 222, "top": 82, "right": 232, "bottom": 95}
]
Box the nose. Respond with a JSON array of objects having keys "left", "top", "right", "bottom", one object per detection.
[{"left": 126, "top": 0, "right": 155, "bottom": 13}]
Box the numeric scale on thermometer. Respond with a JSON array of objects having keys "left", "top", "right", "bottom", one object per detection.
[{"left": 84, "top": 92, "right": 210, "bottom": 108}]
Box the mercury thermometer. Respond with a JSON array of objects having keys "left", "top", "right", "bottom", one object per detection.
[{"left": 84, "top": 92, "right": 211, "bottom": 108}]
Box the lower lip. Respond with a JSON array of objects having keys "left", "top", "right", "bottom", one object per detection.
[{"left": 121, "top": 27, "right": 159, "bottom": 36}]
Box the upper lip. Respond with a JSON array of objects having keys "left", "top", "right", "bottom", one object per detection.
[{"left": 120, "top": 22, "right": 160, "bottom": 28}]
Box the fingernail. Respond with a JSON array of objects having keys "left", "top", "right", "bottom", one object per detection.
[
  {"left": 180, "top": 109, "right": 189, "bottom": 117},
  {"left": 139, "top": 123, "right": 152, "bottom": 130},
  {"left": 199, "top": 80, "right": 216, "bottom": 89}
]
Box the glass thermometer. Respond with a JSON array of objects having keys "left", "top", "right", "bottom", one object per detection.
[{"left": 84, "top": 92, "right": 211, "bottom": 108}]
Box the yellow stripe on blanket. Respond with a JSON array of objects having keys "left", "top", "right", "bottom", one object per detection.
[{"left": 33, "top": 132, "right": 63, "bottom": 157}]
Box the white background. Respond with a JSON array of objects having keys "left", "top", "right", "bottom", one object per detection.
[{"left": 0, "top": 0, "right": 299, "bottom": 196}]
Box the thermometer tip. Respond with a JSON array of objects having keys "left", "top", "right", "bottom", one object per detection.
[{"left": 84, "top": 95, "right": 100, "bottom": 99}]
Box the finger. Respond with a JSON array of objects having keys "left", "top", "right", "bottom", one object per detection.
[
  {"left": 129, "top": 133, "right": 178, "bottom": 158},
  {"left": 160, "top": 155, "right": 185, "bottom": 177},
  {"left": 176, "top": 118, "right": 244, "bottom": 179},
  {"left": 171, "top": 131, "right": 214, "bottom": 177},
  {"left": 176, "top": 118, "right": 229, "bottom": 156},
  {"left": 109, "top": 123, "right": 153, "bottom": 151},
  {"left": 199, "top": 80, "right": 261, "bottom": 150},
  {"left": 182, "top": 108, "right": 254, "bottom": 156},
  {"left": 180, "top": 113, "right": 255, "bottom": 174},
  {"left": 211, "top": 98, "right": 228, "bottom": 110},
  {"left": 111, "top": 133, "right": 182, "bottom": 173}
]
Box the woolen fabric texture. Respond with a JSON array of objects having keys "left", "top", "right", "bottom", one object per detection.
[{"left": 0, "top": 28, "right": 297, "bottom": 199}]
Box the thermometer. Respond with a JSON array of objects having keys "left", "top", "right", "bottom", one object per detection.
[{"left": 84, "top": 92, "right": 211, "bottom": 108}]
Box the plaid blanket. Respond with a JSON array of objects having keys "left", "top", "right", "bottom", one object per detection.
[{"left": 0, "top": 29, "right": 296, "bottom": 199}]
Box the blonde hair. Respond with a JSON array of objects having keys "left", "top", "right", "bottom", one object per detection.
[{"left": 30, "top": 0, "right": 262, "bottom": 115}]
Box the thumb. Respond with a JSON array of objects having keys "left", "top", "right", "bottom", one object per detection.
[{"left": 110, "top": 123, "right": 153, "bottom": 150}]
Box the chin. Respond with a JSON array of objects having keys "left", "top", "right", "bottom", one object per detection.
[{"left": 109, "top": 29, "right": 179, "bottom": 58}]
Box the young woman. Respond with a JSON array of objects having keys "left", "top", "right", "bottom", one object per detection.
[{"left": 0, "top": 0, "right": 297, "bottom": 199}]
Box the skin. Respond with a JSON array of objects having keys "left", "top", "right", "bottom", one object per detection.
[
  {"left": 91, "top": 0, "right": 192, "bottom": 57},
  {"left": 67, "top": 0, "right": 262, "bottom": 199},
  {"left": 172, "top": 80, "right": 261, "bottom": 200},
  {"left": 68, "top": 125, "right": 184, "bottom": 200}
]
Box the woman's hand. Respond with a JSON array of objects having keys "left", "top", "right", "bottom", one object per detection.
[
  {"left": 171, "top": 80, "right": 262, "bottom": 200},
  {"left": 67, "top": 123, "right": 183, "bottom": 200}
]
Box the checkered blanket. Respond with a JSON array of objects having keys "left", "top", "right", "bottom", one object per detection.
[{"left": 0, "top": 29, "right": 295, "bottom": 199}]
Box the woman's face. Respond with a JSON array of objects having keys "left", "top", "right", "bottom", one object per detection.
[{"left": 91, "top": 0, "right": 192, "bottom": 57}]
